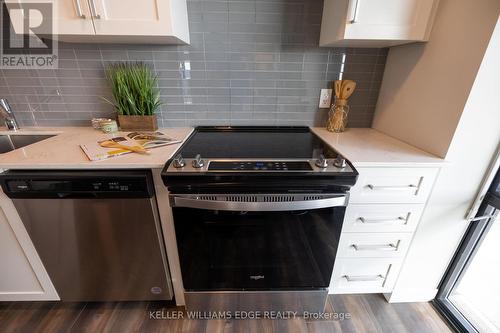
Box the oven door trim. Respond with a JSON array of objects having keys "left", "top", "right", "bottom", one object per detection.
[{"left": 170, "top": 193, "right": 347, "bottom": 211}]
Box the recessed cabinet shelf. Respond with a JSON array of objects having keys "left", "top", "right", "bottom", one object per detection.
[
  {"left": 320, "top": 0, "right": 439, "bottom": 47},
  {"left": 4, "top": 0, "right": 189, "bottom": 44}
]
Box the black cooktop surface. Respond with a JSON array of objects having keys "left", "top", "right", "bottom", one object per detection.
[
  {"left": 163, "top": 126, "right": 358, "bottom": 190},
  {"left": 178, "top": 126, "right": 338, "bottom": 159}
]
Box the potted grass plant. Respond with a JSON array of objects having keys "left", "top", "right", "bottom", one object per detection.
[{"left": 104, "top": 62, "right": 161, "bottom": 131}]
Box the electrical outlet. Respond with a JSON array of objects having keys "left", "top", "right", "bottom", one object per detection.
[{"left": 319, "top": 89, "right": 332, "bottom": 108}]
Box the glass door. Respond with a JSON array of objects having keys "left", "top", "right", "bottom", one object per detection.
[
  {"left": 172, "top": 201, "right": 345, "bottom": 291},
  {"left": 435, "top": 167, "right": 500, "bottom": 332}
]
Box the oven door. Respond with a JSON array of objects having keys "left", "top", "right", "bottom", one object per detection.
[{"left": 171, "top": 193, "right": 347, "bottom": 291}]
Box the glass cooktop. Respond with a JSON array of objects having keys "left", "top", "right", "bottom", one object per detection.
[{"left": 178, "top": 126, "right": 338, "bottom": 159}]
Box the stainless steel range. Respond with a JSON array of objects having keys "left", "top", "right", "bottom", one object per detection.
[{"left": 162, "top": 126, "right": 358, "bottom": 313}]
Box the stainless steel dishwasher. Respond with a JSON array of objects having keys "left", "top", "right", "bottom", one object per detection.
[{"left": 0, "top": 170, "right": 173, "bottom": 302}]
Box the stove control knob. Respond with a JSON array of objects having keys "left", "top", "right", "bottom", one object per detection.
[
  {"left": 192, "top": 154, "right": 205, "bottom": 168},
  {"left": 315, "top": 155, "right": 328, "bottom": 168},
  {"left": 333, "top": 157, "right": 347, "bottom": 168},
  {"left": 172, "top": 154, "right": 185, "bottom": 168}
]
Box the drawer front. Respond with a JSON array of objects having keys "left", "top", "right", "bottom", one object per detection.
[
  {"left": 337, "top": 232, "right": 412, "bottom": 258},
  {"left": 330, "top": 258, "right": 402, "bottom": 294},
  {"left": 342, "top": 204, "right": 424, "bottom": 233},
  {"left": 350, "top": 168, "right": 439, "bottom": 204}
]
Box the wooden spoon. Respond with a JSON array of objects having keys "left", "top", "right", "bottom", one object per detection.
[
  {"left": 334, "top": 80, "right": 342, "bottom": 98},
  {"left": 340, "top": 80, "right": 356, "bottom": 99}
]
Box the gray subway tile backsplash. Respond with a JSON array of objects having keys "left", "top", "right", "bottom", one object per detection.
[{"left": 0, "top": 0, "right": 386, "bottom": 128}]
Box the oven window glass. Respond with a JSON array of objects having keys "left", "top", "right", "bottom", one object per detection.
[{"left": 174, "top": 207, "right": 344, "bottom": 290}]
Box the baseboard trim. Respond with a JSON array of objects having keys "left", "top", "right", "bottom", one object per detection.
[{"left": 184, "top": 290, "right": 328, "bottom": 313}]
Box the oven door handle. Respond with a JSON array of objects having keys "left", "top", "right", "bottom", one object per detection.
[{"left": 171, "top": 195, "right": 347, "bottom": 211}]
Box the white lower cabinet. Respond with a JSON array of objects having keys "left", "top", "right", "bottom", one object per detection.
[
  {"left": 331, "top": 258, "right": 403, "bottom": 294},
  {"left": 330, "top": 166, "right": 438, "bottom": 294},
  {"left": 0, "top": 189, "right": 58, "bottom": 301},
  {"left": 0, "top": 205, "right": 42, "bottom": 295}
]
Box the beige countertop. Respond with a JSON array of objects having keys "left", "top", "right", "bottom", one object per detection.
[
  {"left": 312, "top": 127, "right": 446, "bottom": 167},
  {"left": 0, "top": 127, "right": 193, "bottom": 169},
  {"left": 0, "top": 126, "right": 445, "bottom": 170}
]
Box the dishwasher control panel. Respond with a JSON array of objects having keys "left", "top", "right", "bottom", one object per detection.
[
  {"left": 7, "top": 179, "right": 144, "bottom": 192},
  {"left": 0, "top": 171, "right": 154, "bottom": 199}
]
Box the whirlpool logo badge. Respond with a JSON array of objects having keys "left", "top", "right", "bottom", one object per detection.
[
  {"left": 1, "top": 1, "right": 58, "bottom": 69},
  {"left": 250, "top": 275, "right": 265, "bottom": 281}
]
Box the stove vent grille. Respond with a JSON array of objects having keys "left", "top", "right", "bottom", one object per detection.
[{"left": 194, "top": 194, "right": 331, "bottom": 203}]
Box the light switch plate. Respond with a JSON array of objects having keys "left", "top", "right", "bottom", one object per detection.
[{"left": 319, "top": 89, "right": 332, "bottom": 108}]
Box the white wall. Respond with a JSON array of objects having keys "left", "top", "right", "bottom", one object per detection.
[
  {"left": 373, "top": 0, "right": 500, "bottom": 158},
  {"left": 373, "top": 0, "right": 500, "bottom": 302}
]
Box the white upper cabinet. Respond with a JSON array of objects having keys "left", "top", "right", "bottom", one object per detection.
[
  {"left": 320, "top": 0, "right": 439, "bottom": 47},
  {"left": 6, "top": 0, "right": 95, "bottom": 35},
  {"left": 4, "top": 0, "right": 190, "bottom": 44},
  {"left": 90, "top": 0, "right": 189, "bottom": 43},
  {"left": 52, "top": 0, "right": 95, "bottom": 35}
]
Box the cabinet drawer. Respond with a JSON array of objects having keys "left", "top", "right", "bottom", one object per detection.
[
  {"left": 337, "top": 233, "right": 412, "bottom": 258},
  {"left": 342, "top": 204, "right": 424, "bottom": 233},
  {"left": 349, "top": 168, "right": 439, "bottom": 204},
  {"left": 330, "top": 258, "right": 402, "bottom": 294}
]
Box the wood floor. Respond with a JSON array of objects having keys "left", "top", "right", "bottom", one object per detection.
[{"left": 0, "top": 294, "right": 452, "bottom": 333}]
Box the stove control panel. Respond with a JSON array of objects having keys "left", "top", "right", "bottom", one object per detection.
[
  {"left": 208, "top": 161, "right": 313, "bottom": 171},
  {"left": 166, "top": 158, "right": 353, "bottom": 173}
]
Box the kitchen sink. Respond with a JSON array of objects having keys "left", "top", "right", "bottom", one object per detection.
[{"left": 0, "top": 134, "right": 56, "bottom": 154}]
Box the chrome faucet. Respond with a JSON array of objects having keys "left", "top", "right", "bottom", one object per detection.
[{"left": 0, "top": 98, "right": 20, "bottom": 130}]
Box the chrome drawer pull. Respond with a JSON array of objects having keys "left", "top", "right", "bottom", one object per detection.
[
  {"left": 89, "top": 0, "right": 101, "bottom": 19},
  {"left": 366, "top": 177, "right": 424, "bottom": 195},
  {"left": 351, "top": 242, "right": 399, "bottom": 251},
  {"left": 367, "top": 184, "right": 417, "bottom": 190},
  {"left": 343, "top": 274, "right": 385, "bottom": 282},
  {"left": 359, "top": 216, "right": 406, "bottom": 224},
  {"left": 348, "top": 0, "right": 360, "bottom": 23},
  {"left": 74, "top": 0, "right": 86, "bottom": 18}
]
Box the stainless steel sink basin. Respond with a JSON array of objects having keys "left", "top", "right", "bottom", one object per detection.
[{"left": 0, "top": 134, "right": 56, "bottom": 154}]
